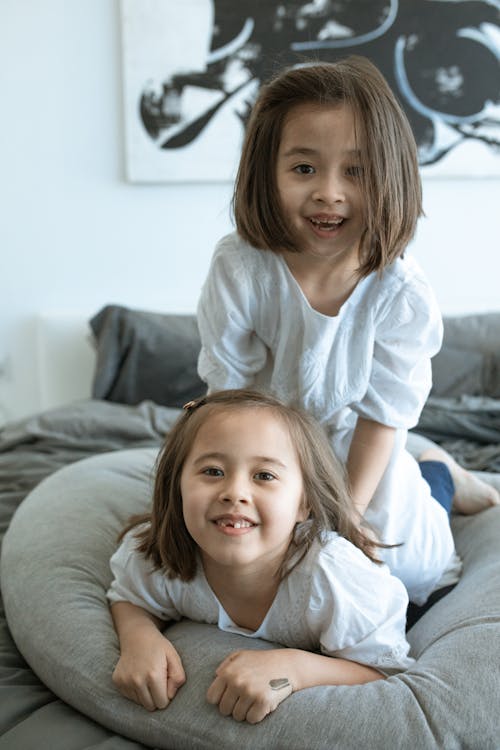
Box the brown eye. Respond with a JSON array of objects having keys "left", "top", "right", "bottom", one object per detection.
[
  {"left": 255, "top": 471, "right": 276, "bottom": 481},
  {"left": 203, "top": 467, "right": 224, "bottom": 477},
  {"left": 294, "top": 164, "right": 315, "bottom": 175}
]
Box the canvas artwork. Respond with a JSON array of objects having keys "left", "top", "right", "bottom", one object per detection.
[{"left": 120, "top": 0, "right": 500, "bottom": 182}]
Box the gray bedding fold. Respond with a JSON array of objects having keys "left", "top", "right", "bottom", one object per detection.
[
  {"left": 0, "top": 400, "right": 180, "bottom": 540},
  {"left": 0, "top": 399, "right": 181, "bottom": 454},
  {"left": 414, "top": 395, "right": 500, "bottom": 472}
]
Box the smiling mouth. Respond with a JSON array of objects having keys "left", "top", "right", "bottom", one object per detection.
[
  {"left": 309, "top": 217, "right": 344, "bottom": 231},
  {"left": 214, "top": 519, "right": 256, "bottom": 529}
]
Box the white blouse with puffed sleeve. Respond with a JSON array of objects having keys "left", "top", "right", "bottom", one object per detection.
[{"left": 197, "top": 233, "right": 460, "bottom": 604}]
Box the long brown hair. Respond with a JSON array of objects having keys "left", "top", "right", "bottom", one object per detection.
[
  {"left": 123, "top": 389, "right": 386, "bottom": 581},
  {"left": 233, "top": 55, "right": 422, "bottom": 277}
]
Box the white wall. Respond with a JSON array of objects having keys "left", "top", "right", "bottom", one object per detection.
[{"left": 1, "top": 0, "right": 499, "bottom": 425}]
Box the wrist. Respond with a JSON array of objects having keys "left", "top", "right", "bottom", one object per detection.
[
  {"left": 285, "top": 649, "right": 313, "bottom": 692},
  {"left": 114, "top": 615, "right": 163, "bottom": 648}
]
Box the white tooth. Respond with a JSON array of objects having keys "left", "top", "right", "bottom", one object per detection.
[
  {"left": 217, "top": 519, "right": 253, "bottom": 528},
  {"left": 312, "top": 217, "right": 342, "bottom": 226}
]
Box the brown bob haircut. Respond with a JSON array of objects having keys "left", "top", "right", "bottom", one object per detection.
[
  {"left": 124, "top": 388, "right": 385, "bottom": 582},
  {"left": 233, "top": 55, "right": 423, "bottom": 276}
]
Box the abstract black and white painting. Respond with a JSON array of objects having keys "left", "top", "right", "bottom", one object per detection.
[{"left": 120, "top": 0, "right": 500, "bottom": 182}]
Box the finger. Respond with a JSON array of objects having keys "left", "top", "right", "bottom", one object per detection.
[
  {"left": 206, "top": 675, "right": 227, "bottom": 706},
  {"left": 245, "top": 698, "right": 272, "bottom": 725},
  {"left": 217, "top": 685, "right": 239, "bottom": 717},
  {"left": 148, "top": 676, "right": 169, "bottom": 710},
  {"left": 167, "top": 675, "right": 184, "bottom": 701},
  {"left": 114, "top": 679, "right": 148, "bottom": 709},
  {"left": 231, "top": 695, "right": 254, "bottom": 723},
  {"left": 246, "top": 681, "right": 292, "bottom": 724},
  {"left": 166, "top": 651, "right": 187, "bottom": 699},
  {"left": 134, "top": 685, "right": 158, "bottom": 712}
]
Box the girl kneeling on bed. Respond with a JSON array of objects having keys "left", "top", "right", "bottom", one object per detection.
[{"left": 108, "top": 389, "right": 420, "bottom": 724}]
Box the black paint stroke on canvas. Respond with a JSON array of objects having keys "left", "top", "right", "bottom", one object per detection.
[{"left": 139, "top": 0, "right": 500, "bottom": 167}]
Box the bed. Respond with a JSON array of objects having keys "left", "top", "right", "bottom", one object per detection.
[{"left": 1, "top": 305, "right": 499, "bottom": 750}]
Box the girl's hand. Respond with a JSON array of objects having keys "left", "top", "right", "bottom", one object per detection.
[
  {"left": 207, "top": 647, "right": 384, "bottom": 724},
  {"left": 206, "top": 649, "right": 294, "bottom": 724},
  {"left": 112, "top": 630, "right": 186, "bottom": 712}
]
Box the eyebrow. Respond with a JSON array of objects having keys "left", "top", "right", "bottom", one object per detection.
[
  {"left": 192, "top": 452, "right": 288, "bottom": 469},
  {"left": 282, "top": 147, "right": 361, "bottom": 158}
]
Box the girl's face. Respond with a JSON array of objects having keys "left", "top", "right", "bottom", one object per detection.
[
  {"left": 180, "top": 407, "right": 307, "bottom": 579},
  {"left": 276, "top": 102, "right": 366, "bottom": 268}
]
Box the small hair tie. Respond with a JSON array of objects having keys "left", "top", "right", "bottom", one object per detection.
[{"left": 183, "top": 397, "right": 207, "bottom": 412}]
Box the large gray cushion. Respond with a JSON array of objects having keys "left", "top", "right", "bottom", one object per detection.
[{"left": 2, "top": 449, "right": 500, "bottom": 749}]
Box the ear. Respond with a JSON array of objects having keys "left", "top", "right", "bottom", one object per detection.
[{"left": 296, "top": 495, "right": 310, "bottom": 523}]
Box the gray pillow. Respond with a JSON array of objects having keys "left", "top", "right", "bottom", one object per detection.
[
  {"left": 89, "top": 307, "right": 500, "bottom": 405},
  {"left": 432, "top": 314, "right": 500, "bottom": 398},
  {"left": 2, "top": 449, "right": 500, "bottom": 749},
  {"left": 90, "top": 305, "right": 205, "bottom": 407}
]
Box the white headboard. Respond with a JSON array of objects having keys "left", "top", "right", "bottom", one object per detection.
[{"left": 35, "top": 314, "right": 96, "bottom": 412}]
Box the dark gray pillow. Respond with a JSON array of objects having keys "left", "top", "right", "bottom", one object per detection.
[
  {"left": 90, "top": 305, "right": 205, "bottom": 408},
  {"left": 432, "top": 314, "right": 500, "bottom": 398},
  {"left": 89, "top": 307, "right": 500, "bottom": 405}
]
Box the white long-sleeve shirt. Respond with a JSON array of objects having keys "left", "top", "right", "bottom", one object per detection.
[
  {"left": 197, "top": 233, "right": 460, "bottom": 604},
  {"left": 108, "top": 527, "right": 415, "bottom": 675}
]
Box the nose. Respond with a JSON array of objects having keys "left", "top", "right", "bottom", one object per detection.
[
  {"left": 219, "top": 473, "right": 251, "bottom": 504},
  {"left": 312, "top": 170, "right": 346, "bottom": 205}
]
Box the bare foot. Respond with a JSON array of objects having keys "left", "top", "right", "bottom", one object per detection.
[{"left": 419, "top": 447, "right": 500, "bottom": 515}]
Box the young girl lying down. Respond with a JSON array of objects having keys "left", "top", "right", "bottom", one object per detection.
[{"left": 107, "top": 389, "right": 451, "bottom": 724}]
